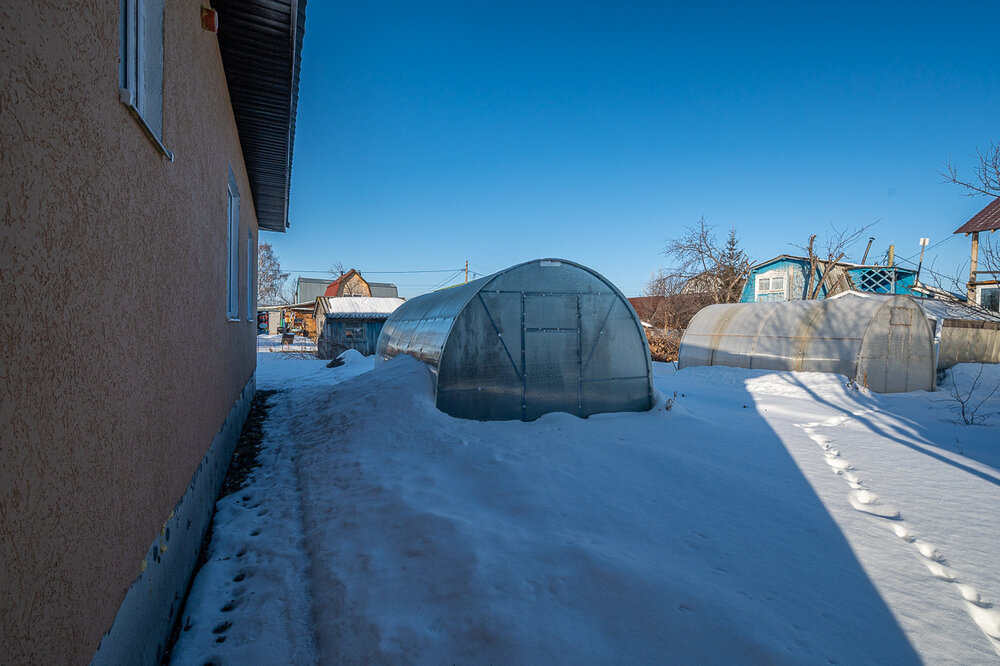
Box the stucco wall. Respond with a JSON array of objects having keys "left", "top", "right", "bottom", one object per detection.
[{"left": 1, "top": 2, "right": 260, "bottom": 662}]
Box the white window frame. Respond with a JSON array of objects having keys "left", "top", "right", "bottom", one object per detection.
[
  {"left": 120, "top": 0, "right": 173, "bottom": 160},
  {"left": 976, "top": 284, "right": 999, "bottom": 312},
  {"left": 755, "top": 269, "right": 789, "bottom": 302},
  {"left": 247, "top": 230, "right": 255, "bottom": 321},
  {"left": 227, "top": 169, "right": 240, "bottom": 321}
]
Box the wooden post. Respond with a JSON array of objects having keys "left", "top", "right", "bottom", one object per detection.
[
  {"left": 811, "top": 252, "right": 845, "bottom": 299},
  {"left": 804, "top": 235, "right": 817, "bottom": 300},
  {"left": 968, "top": 231, "right": 979, "bottom": 302}
]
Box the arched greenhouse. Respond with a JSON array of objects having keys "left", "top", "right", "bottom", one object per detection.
[
  {"left": 677, "top": 295, "right": 935, "bottom": 393},
  {"left": 376, "top": 259, "right": 654, "bottom": 421}
]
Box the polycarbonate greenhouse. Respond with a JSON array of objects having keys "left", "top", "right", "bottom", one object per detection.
[
  {"left": 376, "top": 259, "right": 654, "bottom": 421},
  {"left": 677, "top": 295, "right": 935, "bottom": 393}
]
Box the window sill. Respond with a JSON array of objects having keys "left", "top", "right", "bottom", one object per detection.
[
  {"left": 121, "top": 90, "right": 174, "bottom": 161},
  {"left": 227, "top": 317, "right": 241, "bottom": 322}
]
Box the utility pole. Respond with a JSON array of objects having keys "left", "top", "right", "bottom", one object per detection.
[
  {"left": 464, "top": 260, "right": 469, "bottom": 284},
  {"left": 968, "top": 232, "right": 979, "bottom": 302},
  {"left": 888, "top": 244, "right": 896, "bottom": 294},
  {"left": 916, "top": 238, "right": 929, "bottom": 284}
]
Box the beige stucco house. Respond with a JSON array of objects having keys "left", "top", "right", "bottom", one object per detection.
[{"left": 1, "top": 1, "right": 306, "bottom": 662}]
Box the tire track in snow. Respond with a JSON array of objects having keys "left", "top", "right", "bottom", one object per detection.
[{"left": 794, "top": 413, "right": 1000, "bottom": 657}]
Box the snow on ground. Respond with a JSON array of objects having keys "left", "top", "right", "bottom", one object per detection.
[
  {"left": 254, "top": 348, "right": 372, "bottom": 390},
  {"left": 170, "top": 357, "right": 1000, "bottom": 665},
  {"left": 256, "top": 333, "right": 318, "bottom": 353}
]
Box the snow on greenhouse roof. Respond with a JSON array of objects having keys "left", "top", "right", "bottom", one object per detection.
[{"left": 829, "top": 290, "right": 1000, "bottom": 322}]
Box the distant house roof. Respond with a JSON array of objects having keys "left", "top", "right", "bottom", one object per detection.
[
  {"left": 296, "top": 276, "right": 333, "bottom": 303},
  {"left": 259, "top": 300, "right": 315, "bottom": 312},
  {"left": 627, "top": 294, "right": 713, "bottom": 329},
  {"left": 214, "top": 0, "right": 307, "bottom": 233},
  {"left": 953, "top": 197, "right": 1000, "bottom": 235},
  {"left": 315, "top": 297, "right": 405, "bottom": 319},
  {"left": 324, "top": 269, "right": 365, "bottom": 297},
  {"left": 750, "top": 254, "right": 915, "bottom": 272},
  {"left": 369, "top": 282, "right": 399, "bottom": 298}
]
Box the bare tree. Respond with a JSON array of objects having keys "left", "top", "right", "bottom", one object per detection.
[
  {"left": 642, "top": 269, "right": 685, "bottom": 300},
  {"left": 941, "top": 143, "right": 1000, "bottom": 287},
  {"left": 794, "top": 222, "right": 876, "bottom": 299},
  {"left": 257, "top": 242, "right": 290, "bottom": 305},
  {"left": 941, "top": 141, "right": 1000, "bottom": 198},
  {"left": 643, "top": 222, "right": 747, "bottom": 363},
  {"left": 638, "top": 272, "right": 712, "bottom": 362},
  {"left": 328, "top": 261, "right": 347, "bottom": 278},
  {"left": 939, "top": 365, "right": 1000, "bottom": 425},
  {"left": 660, "top": 218, "right": 752, "bottom": 304}
]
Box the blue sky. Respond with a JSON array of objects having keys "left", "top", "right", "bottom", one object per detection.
[{"left": 270, "top": 1, "right": 1000, "bottom": 299}]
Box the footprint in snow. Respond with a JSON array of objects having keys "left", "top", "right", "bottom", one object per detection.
[
  {"left": 921, "top": 559, "right": 957, "bottom": 582},
  {"left": 957, "top": 583, "right": 988, "bottom": 608},
  {"left": 892, "top": 523, "right": 915, "bottom": 542},
  {"left": 841, "top": 471, "right": 861, "bottom": 485},
  {"left": 825, "top": 456, "right": 854, "bottom": 471},
  {"left": 913, "top": 539, "right": 944, "bottom": 562},
  {"left": 847, "top": 489, "right": 899, "bottom": 519}
]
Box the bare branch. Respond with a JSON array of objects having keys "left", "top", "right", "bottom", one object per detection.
[
  {"left": 658, "top": 218, "right": 753, "bottom": 304},
  {"left": 940, "top": 141, "right": 1000, "bottom": 198}
]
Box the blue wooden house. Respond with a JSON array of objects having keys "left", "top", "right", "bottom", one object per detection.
[
  {"left": 740, "top": 254, "right": 919, "bottom": 303},
  {"left": 314, "top": 296, "right": 405, "bottom": 358}
]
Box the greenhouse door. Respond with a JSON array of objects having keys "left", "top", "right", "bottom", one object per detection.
[{"left": 522, "top": 293, "right": 582, "bottom": 420}]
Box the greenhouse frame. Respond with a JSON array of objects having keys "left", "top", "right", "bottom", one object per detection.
[
  {"left": 677, "top": 295, "right": 936, "bottom": 393},
  {"left": 376, "top": 259, "right": 654, "bottom": 421}
]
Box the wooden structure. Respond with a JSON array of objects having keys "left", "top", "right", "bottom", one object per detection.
[
  {"left": 740, "top": 254, "right": 918, "bottom": 303},
  {"left": 954, "top": 198, "right": 1000, "bottom": 311},
  {"left": 258, "top": 302, "right": 317, "bottom": 338},
  {"left": 324, "top": 269, "right": 371, "bottom": 297},
  {"left": 314, "top": 297, "right": 405, "bottom": 358}
]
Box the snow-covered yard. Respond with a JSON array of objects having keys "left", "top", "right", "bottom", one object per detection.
[
  {"left": 256, "top": 333, "right": 318, "bottom": 354},
  {"left": 170, "top": 353, "right": 1000, "bottom": 664}
]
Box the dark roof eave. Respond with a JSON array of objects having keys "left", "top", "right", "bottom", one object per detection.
[
  {"left": 954, "top": 197, "right": 1000, "bottom": 235},
  {"left": 214, "top": 0, "right": 307, "bottom": 233}
]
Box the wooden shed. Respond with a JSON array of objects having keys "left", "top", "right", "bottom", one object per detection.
[{"left": 315, "top": 296, "right": 404, "bottom": 359}]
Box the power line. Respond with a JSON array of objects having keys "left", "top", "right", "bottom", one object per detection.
[
  {"left": 418, "top": 270, "right": 465, "bottom": 295},
  {"left": 900, "top": 234, "right": 957, "bottom": 263},
  {"left": 285, "top": 268, "right": 465, "bottom": 274}
]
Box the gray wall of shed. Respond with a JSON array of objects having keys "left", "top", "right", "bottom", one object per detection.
[{"left": 937, "top": 321, "right": 1000, "bottom": 368}]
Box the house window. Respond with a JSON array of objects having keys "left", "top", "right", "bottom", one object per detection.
[
  {"left": 226, "top": 169, "right": 240, "bottom": 320},
  {"left": 979, "top": 286, "right": 999, "bottom": 312},
  {"left": 344, "top": 322, "right": 366, "bottom": 340},
  {"left": 756, "top": 270, "right": 788, "bottom": 302},
  {"left": 120, "top": 0, "right": 171, "bottom": 157},
  {"left": 247, "top": 231, "right": 255, "bottom": 321}
]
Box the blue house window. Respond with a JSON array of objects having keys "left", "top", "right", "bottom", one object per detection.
[{"left": 756, "top": 272, "right": 787, "bottom": 302}]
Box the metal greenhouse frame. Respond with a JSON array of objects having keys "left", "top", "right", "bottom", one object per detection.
[
  {"left": 376, "top": 259, "right": 654, "bottom": 421},
  {"left": 678, "top": 295, "right": 936, "bottom": 393}
]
